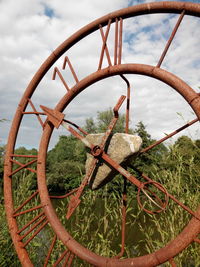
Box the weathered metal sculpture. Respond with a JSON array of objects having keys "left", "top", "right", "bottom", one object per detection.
[{"left": 4, "top": 2, "right": 200, "bottom": 266}]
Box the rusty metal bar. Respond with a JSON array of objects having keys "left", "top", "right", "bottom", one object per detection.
[
  {"left": 114, "top": 17, "right": 123, "bottom": 65},
  {"left": 52, "top": 67, "right": 70, "bottom": 91},
  {"left": 102, "top": 152, "right": 143, "bottom": 188},
  {"left": 141, "top": 117, "right": 199, "bottom": 154},
  {"left": 67, "top": 253, "right": 75, "bottom": 267},
  {"left": 142, "top": 188, "right": 164, "bottom": 210},
  {"left": 53, "top": 250, "right": 69, "bottom": 266},
  {"left": 113, "top": 95, "right": 126, "bottom": 117},
  {"left": 121, "top": 179, "right": 127, "bottom": 257},
  {"left": 17, "top": 211, "right": 45, "bottom": 234},
  {"left": 118, "top": 18, "right": 123, "bottom": 65},
  {"left": 98, "top": 19, "right": 112, "bottom": 70},
  {"left": 62, "top": 56, "right": 79, "bottom": 83},
  {"left": 9, "top": 159, "right": 37, "bottom": 176},
  {"left": 141, "top": 173, "right": 200, "bottom": 221},
  {"left": 10, "top": 154, "right": 38, "bottom": 158},
  {"left": 137, "top": 181, "right": 169, "bottom": 214},
  {"left": 28, "top": 99, "right": 45, "bottom": 128},
  {"left": 157, "top": 10, "right": 185, "bottom": 68},
  {"left": 22, "top": 219, "right": 48, "bottom": 248},
  {"left": 22, "top": 111, "right": 45, "bottom": 115},
  {"left": 13, "top": 190, "right": 39, "bottom": 214},
  {"left": 50, "top": 188, "right": 78, "bottom": 199},
  {"left": 66, "top": 157, "right": 98, "bottom": 219},
  {"left": 115, "top": 77, "right": 130, "bottom": 259},
  {"left": 19, "top": 215, "right": 47, "bottom": 241},
  {"left": 115, "top": 177, "right": 127, "bottom": 259},
  {"left": 120, "top": 75, "right": 130, "bottom": 133},
  {"left": 62, "top": 251, "right": 71, "bottom": 267},
  {"left": 62, "top": 95, "right": 125, "bottom": 150},
  {"left": 145, "top": 186, "right": 166, "bottom": 207},
  {"left": 44, "top": 235, "right": 57, "bottom": 267},
  {"left": 114, "top": 18, "right": 118, "bottom": 65},
  {"left": 62, "top": 122, "right": 92, "bottom": 148},
  {"left": 66, "top": 95, "right": 125, "bottom": 219},
  {"left": 63, "top": 119, "right": 88, "bottom": 136},
  {"left": 94, "top": 95, "right": 125, "bottom": 153},
  {"left": 169, "top": 258, "right": 176, "bottom": 267},
  {"left": 13, "top": 205, "right": 43, "bottom": 218}
]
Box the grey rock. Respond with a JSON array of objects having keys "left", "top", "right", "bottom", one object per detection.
[{"left": 85, "top": 133, "right": 142, "bottom": 190}]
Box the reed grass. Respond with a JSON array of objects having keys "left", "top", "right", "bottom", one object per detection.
[{"left": 0, "top": 147, "right": 199, "bottom": 266}]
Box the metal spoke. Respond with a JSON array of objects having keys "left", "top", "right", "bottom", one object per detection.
[
  {"left": 66, "top": 157, "right": 98, "bottom": 219},
  {"left": 50, "top": 188, "right": 78, "bottom": 199},
  {"left": 13, "top": 205, "right": 43, "bottom": 218},
  {"left": 22, "top": 219, "right": 49, "bottom": 248},
  {"left": 53, "top": 249, "right": 69, "bottom": 266},
  {"left": 17, "top": 211, "right": 45, "bottom": 234},
  {"left": 157, "top": 10, "right": 185, "bottom": 68},
  {"left": 115, "top": 75, "right": 130, "bottom": 258},
  {"left": 10, "top": 158, "right": 37, "bottom": 176},
  {"left": 19, "top": 215, "right": 47, "bottom": 241},
  {"left": 114, "top": 17, "right": 123, "bottom": 65},
  {"left": 13, "top": 190, "right": 39, "bottom": 214},
  {"left": 140, "top": 117, "right": 199, "bottom": 154},
  {"left": 24, "top": 98, "right": 46, "bottom": 128},
  {"left": 44, "top": 235, "right": 57, "bottom": 267}
]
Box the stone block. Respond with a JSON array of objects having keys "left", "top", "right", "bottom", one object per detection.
[{"left": 85, "top": 133, "right": 142, "bottom": 189}]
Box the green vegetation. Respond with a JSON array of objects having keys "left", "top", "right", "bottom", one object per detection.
[{"left": 0, "top": 110, "right": 199, "bottom": 266}]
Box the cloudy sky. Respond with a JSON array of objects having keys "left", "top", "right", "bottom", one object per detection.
[{"left": 0, "top": 0, "right": 200, "bottom": 149}]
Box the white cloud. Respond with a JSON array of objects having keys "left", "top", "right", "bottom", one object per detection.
[{"left": 0, "top": 0, "right": 199, "bottom": 149}]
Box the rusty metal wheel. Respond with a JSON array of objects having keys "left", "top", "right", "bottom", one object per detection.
[{"left": 4, "top": 2, "right": 200, "bottom": 266}]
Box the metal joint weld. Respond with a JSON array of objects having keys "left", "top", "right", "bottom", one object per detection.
[{"left": 189, "top": 95, "right": 200, "bottom": 105}]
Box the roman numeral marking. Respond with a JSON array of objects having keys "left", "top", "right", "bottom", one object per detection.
[
  {"left": 98, "top": 18, "right": 123, "bottom": 70},
  {"left": 53, "top": 56, "right": 79, "bottom": 92},
  {"left": 22, "top": 99, "right": 46, "bottom": 129}
]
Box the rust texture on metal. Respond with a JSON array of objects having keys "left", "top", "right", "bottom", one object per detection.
[{"left": 3, "top": 1, "right": 200, "bottom": 266}]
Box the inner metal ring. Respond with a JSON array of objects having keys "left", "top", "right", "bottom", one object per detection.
[{"left": 37, "top": 63, "right": 200, "bottom": 266}]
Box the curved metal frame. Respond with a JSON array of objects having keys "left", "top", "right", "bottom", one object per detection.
[
  {"left": 3, "top": 2, "right": 200, "bottom": 266},
  {"left": 37, "top": 63, "right": 200, "bottom": 266}
]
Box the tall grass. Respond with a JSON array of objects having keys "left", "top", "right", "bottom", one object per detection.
[{"left": 1, "top": 146, "right": 199, "bottom": 266}]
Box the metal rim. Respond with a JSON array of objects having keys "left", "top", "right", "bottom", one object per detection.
[
  {"left": 3, "top": 2, "right": 200, "bottom": 266},
  {"left": 37, "top": 63, "right": 200, "bottom": 266}
]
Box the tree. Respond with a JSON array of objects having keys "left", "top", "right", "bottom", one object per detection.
[
  {"left": 133, "top": 121, "right": 152, "bottom": 148},
  {"left": 47, "top": 135, "right": 86, "bottom": 167},
  {"left": 170, "top": 136, "right": 200, "bottom": 191},
  {"left": 84, "top": 118, "right": 97, "bottom": 133},
  {"left": 47, "top": 160, "right": 84, "bottom": 192},
  {"left": 131, "top": 121, "right": 168, "bottom": 174},
  {"left": 46, "top": 135, "right": 86, "bottom": 192},
  {"left": 97, "top": 108, "right": 126, "bottom": 133}
]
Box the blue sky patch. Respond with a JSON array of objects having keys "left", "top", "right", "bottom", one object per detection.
[{"left": 43, "top": 4, "right": 55, "bottom": 18}]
